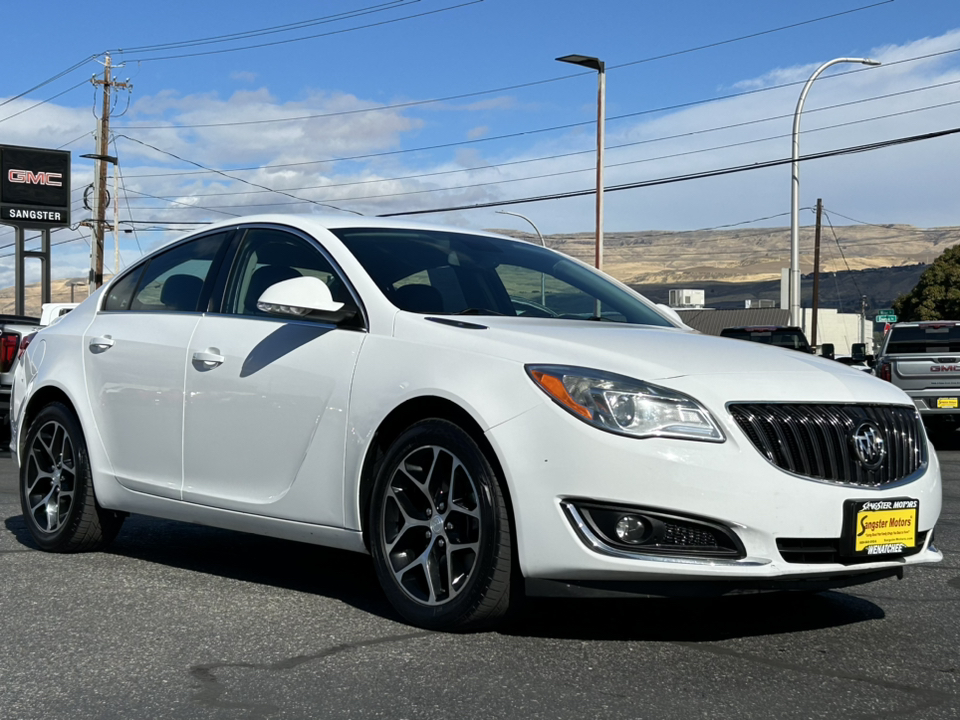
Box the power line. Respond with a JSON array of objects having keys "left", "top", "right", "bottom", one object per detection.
[
  {"left": 822, "top": 210, "right": 864, "bottom": 297},
  {"left": 0, "top": 78, "right": 91, "bottom": 125},
  {"left": 0, "top": 54, "right": 99, "bottom": 109},
  {"left": 112, "top": 136, "right": 145, "bottom": 258},
  {"left": 377, "top": 125, "right": 960, "bottom": 217},
  {"left": 114, "top": 95, "right": 960, "bottom": 210},
  {"left": 118, "top": 70, "right": 960, "bottom": 182},
  {"left": 116, "top": 134, "right": 363, "bottom": 215},
  {"left": 122, "top": 1, "right": 484, "bottom": 63},
  {"left": 114, "top": 1, "right": 900, "bottom": 131},
  {"left": 115, "top": 1, "right": 414, "bottom": 53}
]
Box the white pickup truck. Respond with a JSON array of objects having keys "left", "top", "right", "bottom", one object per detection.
[
  {"left": 0, "top": 303, "right": 77, "bottom": 447},
  {"left": 875, "top": 320, "right": 960, "bottom": 439}
]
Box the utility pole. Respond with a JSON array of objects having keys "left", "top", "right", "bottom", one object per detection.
[
  {"left": 810, "top": 199, "right": 823, "bottom": 349},
  {"left": 88, "top": 54, "right": 130, "bottom": 292},
  {"left": 860, "top": 295, "right": 868, "bottom": 346}
]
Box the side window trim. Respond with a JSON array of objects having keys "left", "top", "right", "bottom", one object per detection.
[{"left": 213, "top": 223, "right": 368, "bottom": 330}]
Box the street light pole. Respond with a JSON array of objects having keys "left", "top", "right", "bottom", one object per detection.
[
  {"left": 789, "top": 56, "right": 880, "bottom": 326},
  {"left": 497, "top": 210, "right": 547, "bottom": 305},
  {"left": 557, "top": 54, "right": 605, "bottom": 272}
]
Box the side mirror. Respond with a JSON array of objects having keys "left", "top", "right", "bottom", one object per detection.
[
  {"left": 820, "top": 343, "right": 835, "bottom": 360},
  {"left": 656, "top": 303, "right": 689, "bottom": 328},
  {"left": 257, "top": 276, "right": 353, "bottom": 321},
  {"left": 851, "top": 342, "right": 867, "bottom": 363}
]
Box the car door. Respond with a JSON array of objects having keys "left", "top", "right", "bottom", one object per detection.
[
  {"left": 83, "top": 231, "right": 232, "bottom": 499},
  {"left": 181, "top": 226, "right": 365, "bottom": 526}
]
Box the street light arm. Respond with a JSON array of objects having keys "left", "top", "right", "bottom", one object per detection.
[
  {"left": 791, "top": 58, "right": 880, "bottom": 154},
  {"left": 495, "top": 210, "right": 545, "bottom": 247},
  {"left": 788, "top": 56, "right": 880, "bottom": 327}
]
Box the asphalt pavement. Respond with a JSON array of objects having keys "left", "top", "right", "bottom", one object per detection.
[{"left": 1, "top": 446, "right": 958, "bottom": 720}]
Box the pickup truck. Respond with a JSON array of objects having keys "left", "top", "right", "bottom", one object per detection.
[
  {"left": 875, "top": 320, "right": 960, "bottom": 437},
  {"left": 719, "top": 325, "right": 814, "bottom": 353},
  {"left": 0, "top": 303, "right": 77, "bottom": 447}
]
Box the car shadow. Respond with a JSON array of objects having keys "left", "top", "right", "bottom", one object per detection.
[
  {"left": 3, "top": 513, "right": 885, "bottom": 640},
  {"left": 3, "top": 512, "right": 399, "bottom": 623},
  {"left": 501, "top": 591, "right": 884, "bottom": 642}
]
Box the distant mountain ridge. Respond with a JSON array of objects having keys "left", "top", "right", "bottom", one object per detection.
[{"left": 495, "top": 223, "right": 955, "bottom": 312}]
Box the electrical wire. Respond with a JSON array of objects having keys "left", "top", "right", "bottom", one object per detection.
[
  {"left": 114, "top": 96, "right": 960, "bottom": 210},
  {"left": 123, "top": 1, "right": 484, "bottom": 63},
  {"left": 0, "top": 54, "right": 99, "bottom": 109},
  {"left": 114, "top": 1, "right": 902, "bottom": 131},
  {"left": 118, "top": 73, "right": 960, "bottom": 183},
  {"left": 112, "top": 137, "right": 145, "bottom": 258},
  {"left": 0, "top": 78, "right": 91, "bottom": 125},
  {"left": 821, "top": 210, "right": 866, "bottom": 299},
  {"left": 377, "top": 126, "right": 960, "bottom": 217},
  {"left": 117, "top": 134, "right": 364, "bottom": 215},
  {"left": 115, "top": 1, "right": 413, "bottom": 53}
]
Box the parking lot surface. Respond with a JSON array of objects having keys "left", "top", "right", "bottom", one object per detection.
[{"left": 1, "top": 448, "right": 958, "bottom": 719}]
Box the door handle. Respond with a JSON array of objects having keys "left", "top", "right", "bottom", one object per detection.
[
  {"left": 88, "top": 336, "right": 114, "bottom": 352},
  {"left": 192, "top": 349, "right": 224, "bottom": 368}
]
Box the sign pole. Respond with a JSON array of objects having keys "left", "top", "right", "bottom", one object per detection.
[{"left": 14, "top": 227, "right": 24, "bottom": 316}]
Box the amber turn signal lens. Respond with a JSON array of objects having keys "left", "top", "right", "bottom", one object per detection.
[{"left": 532, "top": 371, "right": 592, "bottom": 420}]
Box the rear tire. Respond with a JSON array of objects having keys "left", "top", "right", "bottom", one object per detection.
[
  {"left": 369, "top": 419, "right": 512, "bottom": 631},
  {"left": 20, "top": 402, "right": 124, "bottom": 552}
]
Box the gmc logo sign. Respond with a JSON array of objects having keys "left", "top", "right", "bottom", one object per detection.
[
  {"left": 8, "top": 169, "right": 62, "bottom": 187},
  {"left": 931, "top": 365, "right": 960, "bottom": 372}
]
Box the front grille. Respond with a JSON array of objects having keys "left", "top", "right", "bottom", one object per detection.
[
  {"left": 777, "top": 532, "right": 928, "bottom": 564},
  {"left": 729, "top": 404, "right": 926, "bottom": 487}
]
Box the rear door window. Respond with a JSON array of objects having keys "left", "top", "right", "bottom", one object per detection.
[{"left": 129, "top": 233, "right": 229, "bottom": 313}]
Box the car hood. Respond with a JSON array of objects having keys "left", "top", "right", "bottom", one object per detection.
[{"left": 396, "top": 314, "right": 909, "bottom": 405}]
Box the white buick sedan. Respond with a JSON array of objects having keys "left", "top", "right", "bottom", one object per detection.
[{"left": 10, "top": 215, "right": 942, "bottom": 630}]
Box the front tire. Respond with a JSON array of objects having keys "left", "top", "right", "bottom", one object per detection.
[
  {"left": 369, "top": 419, "right": 512, "bottom": 630},
  {"left": 20, "top": 402, "right": 124, "bottom": 552}
]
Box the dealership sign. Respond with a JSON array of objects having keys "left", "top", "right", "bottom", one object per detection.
[{"left": 0, "top": 144, "right": 70, "bottom": 228}]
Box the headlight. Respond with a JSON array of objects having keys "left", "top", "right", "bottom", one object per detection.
[{"left": 526, "top": 365, "right": 724, "bottom": 442}]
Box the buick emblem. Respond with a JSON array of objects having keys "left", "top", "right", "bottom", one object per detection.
[{"left": 850, "top": 421, "right": 886, "bottom": 470}]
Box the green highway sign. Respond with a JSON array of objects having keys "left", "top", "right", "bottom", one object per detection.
[{"left": 876, "top": 314, "right": 897, "bottom": 323}]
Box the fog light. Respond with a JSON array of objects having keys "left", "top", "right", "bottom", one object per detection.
[{"left": 614, "top": 515, "right": 646, "bottom": 544}]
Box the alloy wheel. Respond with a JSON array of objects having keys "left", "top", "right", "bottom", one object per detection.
[
  {"left": 23, "top": 420, "right": 76, "bottom": 534},
  {"left": 379, "top": 445, "right": 482, "bottom": 606}
]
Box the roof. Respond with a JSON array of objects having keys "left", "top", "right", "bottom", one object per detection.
[{"left": 678, "top": 308, "right": 790, "bottom": 336}]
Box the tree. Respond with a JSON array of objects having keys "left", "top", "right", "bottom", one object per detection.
[{"left": 893, "top": 245, "right": 960, "bottom": 320}]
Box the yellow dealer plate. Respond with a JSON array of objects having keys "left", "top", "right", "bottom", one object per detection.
[
  {"left": 936, "top": 397, "right": 958, "bottom": 409},
  {"left": 843, "top": 499, "right": 919, "bottom": 557}
]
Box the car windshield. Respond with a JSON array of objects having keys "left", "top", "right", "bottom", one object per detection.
[
  {"left": 332, "top": 227, "right": 673, "bottom": 326},
  {"left": 886, "top": 324, "right": 960, "bottom": 353}
]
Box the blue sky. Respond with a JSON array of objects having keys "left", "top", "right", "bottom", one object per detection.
[{"left": 2, "top": 0, "right": 960, "bottom": 286}]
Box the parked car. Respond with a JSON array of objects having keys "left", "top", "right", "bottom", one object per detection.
[
  {"left": 11, "top": 216, "right": 942, "bottom": 630},
  {"left": 875, "top": 321, "right": 960, "bottom": 437},
  {"left": 719, "top": 325, "right": 814, "bottom": 353}
]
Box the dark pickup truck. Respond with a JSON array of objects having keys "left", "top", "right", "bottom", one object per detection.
[{"left": 719, "top": 325, "right": 814, "bottom": 353}]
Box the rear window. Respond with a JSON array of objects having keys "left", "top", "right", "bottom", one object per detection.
[
  {"left": 720, "top": 328, "right": 811, "bottom": 352},
  {"left": 885, "top": 324, "right": 960, "bottom": 354}
]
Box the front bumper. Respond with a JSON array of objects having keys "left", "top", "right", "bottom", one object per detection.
[{"left": 486, "top": 401, "right": 942, "bottom": 589}]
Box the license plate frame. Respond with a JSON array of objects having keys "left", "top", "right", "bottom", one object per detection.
[
  {"left": 936, "top": 397, "right": 958, "bottom": 409},
  {"left": 841, "top": 498, "right": 919, "bottom": 558}
]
